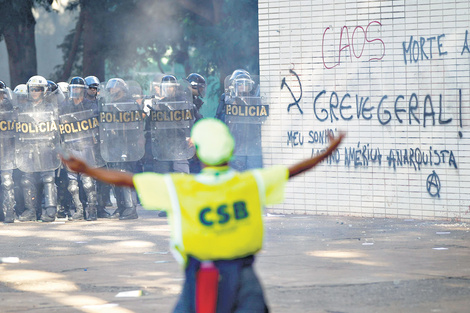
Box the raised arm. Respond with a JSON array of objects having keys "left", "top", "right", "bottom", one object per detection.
[
  {"left": 60, "top": 156, "right": 135, "bottom": 188},
  {"left": 288, "top": 132, "right": 345, "bottom": 178}
]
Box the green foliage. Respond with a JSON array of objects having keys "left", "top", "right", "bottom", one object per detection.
[
  {"left": 52, "top": 0, "right": 259, "bottom": 116},
  {"left": 179, "top": 0, "right": 259, "bottom": 76}
]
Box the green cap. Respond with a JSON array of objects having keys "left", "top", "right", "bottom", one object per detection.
[{"left": 191, "top": 118, "right": 235, "bottom": 166}]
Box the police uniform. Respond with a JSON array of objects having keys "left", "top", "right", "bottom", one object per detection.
[
  {"left": 59, "top": 98, "right": 100, "bottom": 220},
  {"left": 0, "top": 96, "right": 15, "bottom": 222},
  {"left": 133, "top": 164, "right": 288, "bottom": 312}
]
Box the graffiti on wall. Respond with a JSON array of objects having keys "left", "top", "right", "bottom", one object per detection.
[
  {"left": 281, "top": 22, "right": 468, "bottom": 198},
  {"left": 322, "top": 21, "right": 385, "bottom": 69}
]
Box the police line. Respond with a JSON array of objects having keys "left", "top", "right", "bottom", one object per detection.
[{"left": 0, "top": 109, "right": 196, "bottom": 134}]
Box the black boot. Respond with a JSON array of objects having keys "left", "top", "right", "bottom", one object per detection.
[
  {"left": 119, "top": 206, "right": 138, "bottom": 220},
  {"left": 41, "top": 206, "right": 57, "bottom": 222},
  {"left": 18, "top": 208, "right": 36, "bottom": 222},
  {"left": 71, "top": 206, "right": 84, "bottom": 220},
  {"left": 68, "top": 180, "right": 84, "bottom": 220},
  {"left": 3, "top": 207, "right": 15, "bottom": 223},
  {"left": 56, "top": 205, "right": 68, "bottom": 218},
  {"left": 110, "top": 207, "right": 121, "bottom": 219},
  {"left": 85, "top": 205, "right": 97, "bottom": 221},
  {"left": 97, "top": 207, "right": 110, "bottom": 218}
]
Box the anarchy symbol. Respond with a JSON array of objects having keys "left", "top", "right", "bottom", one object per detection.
[
  {"left": 281, "top": 69, "right": 303, "bottom": 114},
  {"left": 426, "top": 171, "right": 441, "bottom": 198}
]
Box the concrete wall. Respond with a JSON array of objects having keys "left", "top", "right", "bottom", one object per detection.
[{"left": 259, "top": 0, "right": 470, "bottom": 221}]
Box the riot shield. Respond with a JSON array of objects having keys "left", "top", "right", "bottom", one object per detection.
[
  {"left": 128, "top": 80, "right": 144, "bottom": 106},
  {"left": 15, "top": 111, "right": 61, "bottom": 172},
  {"left": 223, "top": 75, "right": 269, "bottom": 156},
  {"left": 99, "top": 101, "right": 145, "bottom": 162},
  {"left": 0, "top": 111, "right": 17, "bottom": 170},
  {"left": 59, "top": 109, "right": 105, "bottom": 168},
  {"left": 46, "top": 87, "right": 66, "bottom": 107},
  {"left": 148, "top": 80, "right": 195, "bottom": 161}
]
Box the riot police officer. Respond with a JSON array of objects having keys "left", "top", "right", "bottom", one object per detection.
[
  {"left": 215, "top": 69, "right": 250, "bottom": 121},
  {"left": 59, "top": 77, "right": 103, "bottom": 221},
  {"left": 187, "top": 73, "right": 206, "bottom": 121},
  {"left": 186, "top": 73, "right": 206, "bottom": 173},
  {"left": 99, "top": 78, "right": 144, "bottom": 220},
  {"left": 16, "top": 75, "right": 60, "bottom": 222},
  {"left": 12, "top": 84, "right": 28, "bottom": 217},
  {"left": 0, "top": 81, "right": 16, "bottom": 223},
  {"left": 146, "top": 75, "right": 195, "bottom": 175},
  {"left": 13, "top": 84, "right": 28, "bottom": 109},
  {"left": 84, "top": 76, "right": 100, "bottom": 101},
  {"left": 84, "top": 75, "right": 112, "bottom": 218},
  {"left": 216, "top": 70, "right": 266, "bottom": 172}
]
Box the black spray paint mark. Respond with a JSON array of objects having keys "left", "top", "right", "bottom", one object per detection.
[
  {"left": 426, "top": 171, "right": 441, "bottom": 198},
  {"left": 281, "top": 69, "right": 303, "bottom": 114}
]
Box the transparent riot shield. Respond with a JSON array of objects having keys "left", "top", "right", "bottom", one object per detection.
[
  {"left": 147, "top": 80, "right": 195, "bottom": 161},
  {"left": 46, "top": 87, "right": 66, "bottom": 107},
  {"left": 0, "top": 111, "right": 17, "bottom": 170},
  {"left": 59, "top": 109, "right": 105, "bottom": 168},
  {"left": 223, "top": 75, "right": 269, "bottom": 156},
  {"left": 15, "top": 111, "right": 61, "bottom": 172},
  {"left": 128, "top": 80, "right": 144, "bottom": 105},
  {"left": 99, "top": 101, "right": 145, "bottom": 162}
]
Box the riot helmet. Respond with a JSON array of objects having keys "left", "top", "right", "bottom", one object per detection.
[
  {"left": 151, "top": 73, "right": 165, "bottom": 98},
  {"left": 0, "top": 81, "right": 6, "bottom": 101},
  {"left": 47, "top": 80, "right": 58, "bottom": 93},
  {"left": 225, "top": 69, "right": 250, "bottom": 95},
  {"left": 85, "top": 76, "right": 100, "bottom": 99},
  {"left": 27, "top": 75, "right": 48, "bottom": 102},
  {"left": 85, "top": 76, "right": 100, "bottom": 89},
  {"left": 14, "top": 84, "right": 28, "bottom": 98},
  {"left": 69, "top": 76, "right": 86, "bottom": 101},
  {"left": 14, "top": 84, "right": 28, "bottom": 107},
  {"left": 45, "top": 80, "right": 65, "bottom": 105},
  {"left": 231, "top": 73, "right": 254, "bottom": 96},
  {"left": 106, "top": 78, "right": 128, "bottom": 102},
  {"left": 57, "top": 82, "right": 69, "bottom": 99},
  {"left": 230, "top": 69, "right": 250, "bottom": 81},
  {"left": 187, "top": 73, "right": 206, "bottom": 98},
  {"left": 0, "top": 81, "right": 13, "bottom": 103},
  {"left": 160, "top": 75, "right": 178, "bottom": 98}
]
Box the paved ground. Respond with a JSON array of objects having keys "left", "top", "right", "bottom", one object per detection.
[{"left": 1, "top": 207, "right": 469, "bottom": 313}]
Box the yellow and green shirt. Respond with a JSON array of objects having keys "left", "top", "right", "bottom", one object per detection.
[{"left": 133, "top": 165, "right": 289, "bottom": 266}]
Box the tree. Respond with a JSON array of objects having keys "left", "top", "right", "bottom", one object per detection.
[
  {"left": 52, "top": 0, "right": 259, "bottom": 115},
  {"left": 176, "top": 0, "right": 259, "bottom": 83},
  {"left": 0, "top": 0, "right": 54, "bottom": 87},
  {"left": 53, "top": 0, "right": 177, "bottom": 82}
]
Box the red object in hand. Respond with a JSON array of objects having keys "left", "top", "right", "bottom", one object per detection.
[{"left": 196, "top": 261, "right": 219, "bottom": 313}]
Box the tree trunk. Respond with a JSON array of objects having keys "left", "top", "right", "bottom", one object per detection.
[
  {"left": 212, "top": 0, "right": 223, "bottom": 25},
  {"left": 81, "top": 0, "right": 106, "bottom": 81},
  {"left": 3, "top": 11, "right": 37, "bottom": 88},
  {"left": 60, "top": 9, "right": 85, "bottom": 81}
]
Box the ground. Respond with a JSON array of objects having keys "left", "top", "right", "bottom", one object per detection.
[{"left": 1, "top": 207, "right": 469, "bottom": 313}]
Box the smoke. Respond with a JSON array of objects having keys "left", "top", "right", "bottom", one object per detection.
[{"left": 104, "top": 0, "right": 184, "bottom": 91}]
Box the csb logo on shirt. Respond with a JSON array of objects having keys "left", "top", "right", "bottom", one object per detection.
[{"left": 199, "top": 201, "right": 249, "bottom": 226}]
